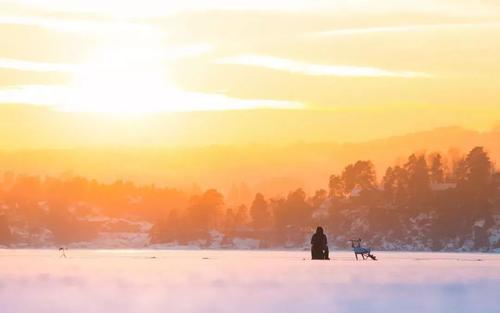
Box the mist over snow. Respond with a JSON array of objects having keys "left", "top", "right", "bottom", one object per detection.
[{"left": 0, "top": 250, "right": 499, "bottom": 313}]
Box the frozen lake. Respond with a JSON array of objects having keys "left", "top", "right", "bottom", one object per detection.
[{"left": 1, "top": 250, "right": 499, "bottom": 313}]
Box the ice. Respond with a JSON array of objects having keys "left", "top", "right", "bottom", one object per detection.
[{"left": 0, "top": 250, "right": 499, "bottom": 313}]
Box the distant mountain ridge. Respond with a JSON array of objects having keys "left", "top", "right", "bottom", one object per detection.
[{"left": 0, "top": 125, "right": 499, "bottom": 199}]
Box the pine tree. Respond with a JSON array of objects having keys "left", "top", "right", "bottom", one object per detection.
[{"left": 250, "top": 193, "right": 271, "bottom": 229}]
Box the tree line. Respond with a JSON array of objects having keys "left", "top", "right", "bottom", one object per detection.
[
  {"left": 1, "top": 146, "right": 499, "bottom": 250},
  {"left": 151, "top": 146, "right": 499, "bottom": 250}
]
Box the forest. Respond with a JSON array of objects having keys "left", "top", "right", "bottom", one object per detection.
[{"left": 0, "top": 146, "right": 499, "bottom": 251}]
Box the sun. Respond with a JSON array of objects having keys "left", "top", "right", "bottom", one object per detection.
[
  {"left": 62, "top": 42, "right": 182, "bottom": 115},
  {"left": 44, "top": 37, "right": 300, "bottom": 114}
]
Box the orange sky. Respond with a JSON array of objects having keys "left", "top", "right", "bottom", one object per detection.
[{"left": 0, "top": 0, "right": 499, "bottom": 147}]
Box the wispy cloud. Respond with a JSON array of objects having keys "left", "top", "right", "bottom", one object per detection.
[
  {"left": 217, "top": 55, "right": 430, "bottom": 78},
  {"left": 0, "top": 58, "right": 80, "bottom": 72},
  {"left": 312, "top": 21, "right": 500, "bottom": 37},
  {"left": 0, "top": 43, "right": 213, "bottom": 73},
  {"left": 5, "top": 0, "right": 499, "bottom": 18},
  {"left": 0, "top": 84, "right": 303, "bottom": 113},
  {"left": 0, "top": 16, "right": 154, "bottom": 34}
]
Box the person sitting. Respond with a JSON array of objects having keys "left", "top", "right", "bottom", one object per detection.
[{"left": 311, "top": 226, "right": 330, "bottom": 260}]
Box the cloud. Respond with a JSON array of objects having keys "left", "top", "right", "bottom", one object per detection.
[
  {"left": 312, "top": 21, "right": 500, "bottom": 37},
  {"left": 0, "top": 16, "right": 155, "bottom": 34},
  {"left": 217, "top": 55, "right": 430, "bottom": 78},
  {"left": 5, "top": 0, "right": 499, "bottom": 18},
  {"left": 0, "top": 43, "right": 212, "bottom": 73},
  {"left": 0, "top": 58, "right": 80, "bottom": 72},
  {"left": 0, "top": 84, "right": 303, "bottom": 113}
]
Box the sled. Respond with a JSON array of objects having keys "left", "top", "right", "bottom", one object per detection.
[{"left": 350, "top": 239, "right": 376, "bottom": 260}]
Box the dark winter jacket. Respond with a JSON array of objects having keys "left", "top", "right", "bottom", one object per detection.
[{"left": 311, "top": 229, "right": 327, "bottom": 249}]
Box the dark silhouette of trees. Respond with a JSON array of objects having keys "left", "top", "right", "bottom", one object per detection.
[
  {"left": 462, "top": 147, "right": 493, "bottom": 192},
  {"left": 250, "top": 193, "right": 271, "bottom": 228},
  {"left": 429, "top": 153, "right": 445, "bottom": 184},
  {"left": 459, "top": 147, "right": 494, "bottom": 221},
  {"left": 185, "top": 189, "right": 224, "bottom": 232},
  {"left": 225, "top": 205, "right": 249, "bottom": 229},
  {"left": 430, "top": 147, "right": 496, "bottom": 250},
  {"left": 0, "top": 145, "right": 498, "bottom": 251},
  {"left": 224, "top": 208, "right": 237, "bottom": 230},
  {"left": 382, "top": 166, "right": 397, "bottom": 202},
  {"left": 274, "top": 189, "right": 312, "bottom": 229},
  {"left": 341, "top": 160, "right": 377, "bottom": 194},
  {"left": 382, "top": 165, "right": 408, "bottom": 204},
  {"left": 0, "top": 214, "right": 12, "bottom": 245},
  {"left": 235, "top": 205, "right": 249, "bottom": 226},
  {"left": 44, "top": 200, "right": 98, "bottom": 244},
  {"left": 328, "top": 174, "right": 344, "bottom": 199},
  {"left": 310, "top": 189, "right": 328, "bottom": 208},
  {"left": 150, "top": 209, "right": 184, "bottom": 244},
  {"left": 451, "top": 157, "right": 468, "bottom": 183},
  {"left": 405, "top": 154, "right": 431, "bottom": 205}
]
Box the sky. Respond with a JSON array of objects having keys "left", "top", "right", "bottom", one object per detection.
[{"left": 0, "top": 0, "right": 500, "bottom": 146}]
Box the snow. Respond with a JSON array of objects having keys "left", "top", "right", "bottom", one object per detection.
[
  {"left": 231, "top": 238, "right": 261, "bottom": 249},
  {"left": 0, "top": 250, "right": 499, "bottom": 313},
  {"left": 67, "top": 232, "right": 151, "bottom": 249},
  {"left": 474, "top": 219, "right": 486, "bottom": 228},
  {"left": 430, "top": 183, "right": 457, "bottom": 191}
]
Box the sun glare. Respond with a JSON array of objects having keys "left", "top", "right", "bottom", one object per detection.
[
  {"left": 49, "top": 41, "right": 301, "bottom": 115},
  {"left": 65, "top": 44, "right": 176, "bottom": 114}
]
